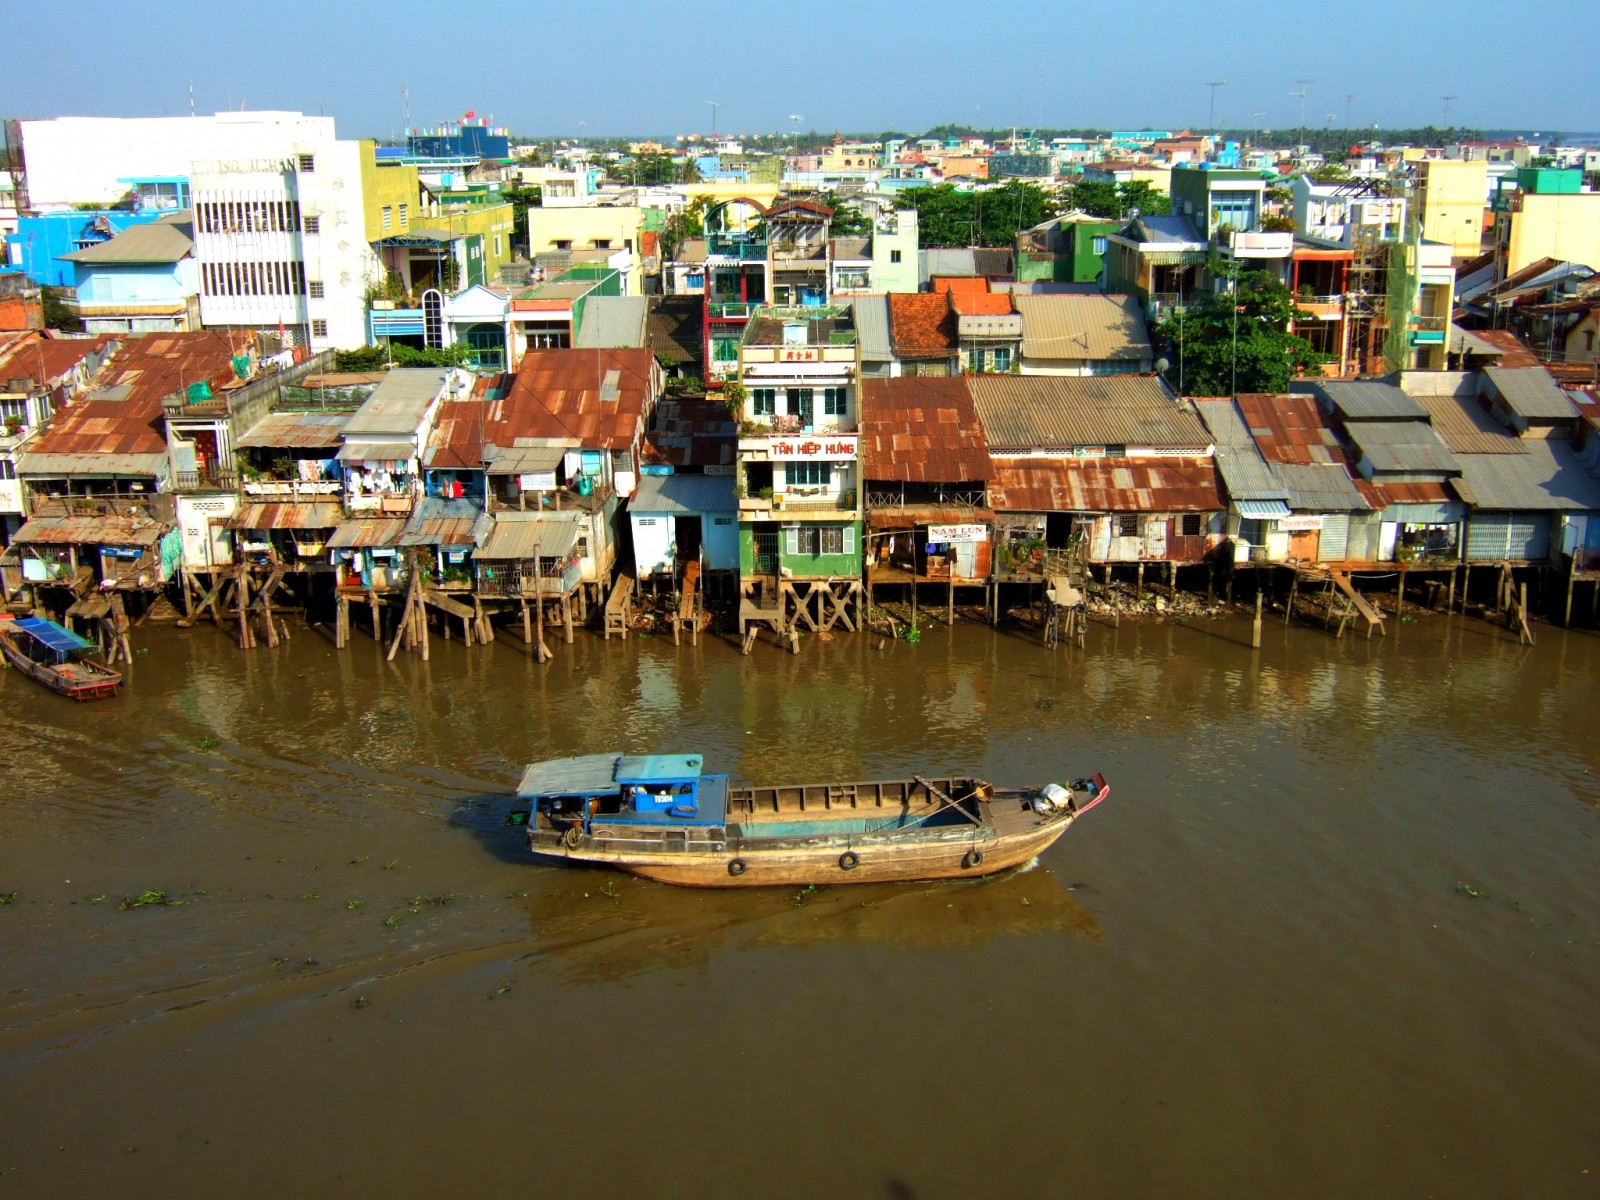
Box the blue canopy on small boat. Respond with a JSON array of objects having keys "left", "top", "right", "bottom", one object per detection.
[{"left": 12, "top": 617, "right": 96, "bottom": 654}]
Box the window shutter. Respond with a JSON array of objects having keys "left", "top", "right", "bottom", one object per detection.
[
  {"left": 843, "top": 525, "right": 856, "bottom": 556},
  {"left": 786, "top": 528, "right": 799, "bottom": 556}
]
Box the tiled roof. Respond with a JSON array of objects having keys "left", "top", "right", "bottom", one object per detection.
[
  {"left": 499, "top": 348, "right": 655, "bottom": 451},
  {"left": 968, "top": 374, "right": 1210, "bottom": 450},
  {"left": 950, "top": 290, "right": 1014, "bottom": 317},
  {"left": 988, "top": 458, "right": 1222, "bottom": 513},
  {"left": 860, "top": 378, "right": 993, "bottom": 484},
  {"left": 932, "top": 276, "right": 991, "bottom": 295},
  {"left": 1015, "top": 294, "right": 1150, "bottom": 361},
  {"left": 888, "top": 292, "right": 956, "bottom": 357}
]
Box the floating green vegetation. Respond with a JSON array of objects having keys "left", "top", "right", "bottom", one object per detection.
[
  {"left": 406, "top": 894, "right": 456, "bottom": 907},
  {"left": 350, "top": 995, "right": 371, "bottom": 1010},
  {"left": 0, "top": 891, "right": 18, "bottom": 907},
  {"left": 119, "top": 890, "right": 174, "bottom": 910},
  {"left": 346, "top": 900, "right": 362, "bottom": 911},
  {"left": 793, "top": 884, "right": 820, "bottom": 909},
  {"left": 488, "top": 985, "right": 512, "bottom": 999},
  {"left": 382, "top": 860, "right": 399, "bottom": 871},
  {"left": 194, "top": 736, "right": 219, "bottom": 751},
  {"left": 348, "top": 856, "right": 369, "bottom": 867}
]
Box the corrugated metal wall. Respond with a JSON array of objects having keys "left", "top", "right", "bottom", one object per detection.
[{"left": 1465, "top": 513, "right": 1552, "bottom": 561}]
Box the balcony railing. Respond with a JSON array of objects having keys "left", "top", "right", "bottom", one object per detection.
[
  {"left": 174, "top": 468, "right": 240, "bottom": 492},
  {"left": 774, "top": 491, "right": 858, "bottom": 513},
  {"left": 241, "top": 477, "right": 343, "bottom": 498},
  {"left": 708, "top": 302, "right": 758, "bottom": 319},
  {"left": 706, "top": 235, "right": 766, "bottom": 260}
]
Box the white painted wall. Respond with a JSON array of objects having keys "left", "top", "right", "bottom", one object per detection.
[{"left": 20, "top": 113, "right": 338, "bottom": 208}]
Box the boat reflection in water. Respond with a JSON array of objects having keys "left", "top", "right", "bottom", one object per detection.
[{"left": 519, "top": 862, "right": 1100, "bottom": 985}]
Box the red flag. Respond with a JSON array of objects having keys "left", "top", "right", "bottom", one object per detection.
[{"left": 463, "top": 109, "right": 476, "bottom": 120}]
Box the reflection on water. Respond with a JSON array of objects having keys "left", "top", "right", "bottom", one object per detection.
[
  {"left": 0, "top": 613, "right": 1597, "bottom": 1199},
  {"left": 520, "top": 865, "right": 1100, "bottom": 986}
]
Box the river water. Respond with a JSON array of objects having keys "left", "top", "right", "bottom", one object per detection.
[{"left": 1, "top": 612, "right": 1597, "bottom": 1198}]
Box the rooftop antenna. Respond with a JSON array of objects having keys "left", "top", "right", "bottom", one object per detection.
[
  {"left": 1204, "top": 81, "right": 1227, "bottom": 134},
  {"left": 1250, "top": 112, "right": 1267, "bottom": 144},
  {"left": 1291, "top": 79, "right": 1314, "bottom": 145},
  {"left": 705, "top": 100, "right": 721, "bottom": 138},
  {"left": 188, "top": 80, "right": 195, "bottom": 118},
  {"left": 1441, "top": 95, "right": 1458, "bottom": 129},
  {"left": 1345, "top": 93, "right": 1355, "bottom": 133},
  {"left": 401, "top": 84, "right": 410, "bottom": 133}
]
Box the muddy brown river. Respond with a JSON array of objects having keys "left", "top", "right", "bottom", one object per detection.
[{"left": 1, "top": 612, "right": 1597, "bottom": 1198}]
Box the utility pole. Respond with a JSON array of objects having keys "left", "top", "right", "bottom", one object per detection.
[
  {"left": 1345, "top": 93, "right": 1355, "bottom": 135},
  {"left": 1441, "top": 95, "right": 1458, "bottom": 133},
  {"left": 401, "top": 84, "right": 410, "bottom": 132},
  {"left": 705, "top": 100, "right": 722, "bottom": 139},
  {"left": 1204, "top": 81, "right": 1227, "bottom": 135},
  {"left": 1292, "top": 79, "right": 1314, "bottom": 147}
]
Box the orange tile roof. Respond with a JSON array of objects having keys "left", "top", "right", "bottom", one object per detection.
[
  {"left": 931, "top": 276, "right": 991, "bottom": 295},
  {"left": 888, "top": 292, "right": 956, "bottom": 358},
  {"left": 949, "top": 291, "right": 1014, "bottom": 317},
  {"left": 860, "top": 378, "right": 993, "bottom": 483}
]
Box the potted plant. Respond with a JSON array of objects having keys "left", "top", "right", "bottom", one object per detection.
[{"left": 3, "top": 415, "right": 22, "bottom": 437}]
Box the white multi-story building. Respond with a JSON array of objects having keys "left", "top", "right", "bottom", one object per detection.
[
  {"left": 190, "top": 138, "right": 379, "bottom": 352},
  {"left": 18, "top": 112, "right": 339, "bottom": 208}
]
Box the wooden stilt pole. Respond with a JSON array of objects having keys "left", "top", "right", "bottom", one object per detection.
[
  {"left": 237, "top": 568, "right": 253, "bottom": 649},
  {"left": 1252, "top": 590, "right": 1263, "bottom": 649},
  {"left": 1446, "top": 568, "right": 1456, "bottom": 617},
  {"left": 370, "top": 591, "right": 382, "bottom": 642}
]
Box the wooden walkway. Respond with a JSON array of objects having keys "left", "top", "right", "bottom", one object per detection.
[{"left": 604, "top": 574, "right": 634, "bottom": 640}]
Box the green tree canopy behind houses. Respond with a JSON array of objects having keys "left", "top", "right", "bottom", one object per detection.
[
  {"left": 899, "top": 182, "right": 1059, "bottom": 248},
  {"left": 1059, "top": 179, "right": 1171, "bottom": 220},
  {"left": 1153, "top": 269, "right": 1324, "bottom": 396}
]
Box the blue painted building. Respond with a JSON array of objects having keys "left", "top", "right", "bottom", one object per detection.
[
  {"left": 7, "top": 210, "right": 168, "bottom": 287},
  {"left": 406, "top": 120, "right": 511, "bottom": 161}
]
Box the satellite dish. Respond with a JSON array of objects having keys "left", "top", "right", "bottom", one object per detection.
[{"left": 1154, "top": 357, "right": 1170, "bottom": 374}]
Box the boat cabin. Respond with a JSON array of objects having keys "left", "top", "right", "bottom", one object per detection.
[{"left": 517, "top": 752, "right": 729, "bottom": 834}]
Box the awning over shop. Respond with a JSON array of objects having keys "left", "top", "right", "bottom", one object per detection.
[
  {"left": 1234, "top": 499, "right": 1293, "bottom": 520},
  {"left": 477, "top": 513, "right": 579, "bottom": 560},
  {"left": 485, "top": 444, "right": 568, "bottom": 476},
  {"left": 327, "top": 518, "right": 408, "bottom": 548},
  {"left": 338, "top": 442, "right": 416, "bottom": 462}
]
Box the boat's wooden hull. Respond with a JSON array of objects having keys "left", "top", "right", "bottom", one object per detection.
[
  {"left": 535, "top": 813, "right": 1079, "bottom": 888},
  {"left": 0, "top": 634, "right": 121, "bottom": 700}
]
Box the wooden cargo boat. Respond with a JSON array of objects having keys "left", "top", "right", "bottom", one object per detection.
[
  {"left": 516, "top": 753, "right": 1108, "bottom": 888},
  {"left": 0, "top": 616, "right": 122, "bottom": 700}
]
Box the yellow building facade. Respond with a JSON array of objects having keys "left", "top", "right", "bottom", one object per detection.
[
  {"left": 1414, "top": 159, "right": 1488, "bottom": 260},
  {"left": 1501, "top": 192, "right": 1600, "bottom": 276}
]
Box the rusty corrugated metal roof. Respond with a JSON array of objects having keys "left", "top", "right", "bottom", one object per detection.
[
  {"left": 0, "top": 333, "right": 117, "bottom": 392},
  {"left": 327, "top": 518, "right": 408, "bottom": 548},
  {"left": 235, "top": 411, "right": 350, "bottom": 450},
  {"left": 867, "top": 504, "right": 995, "bottom": 530},
  {"left": 642, "top": 398, "right": 736, "bottom": 468},
  {"left": 24, "top": 330, "right": 248, "bottom": 464},
  {"left": 11, "top": 513, "right": 169, "bottom": 545},
  {"left": 860, "top": 377, "right": 993, "bottom": 483},
  {"left": 499, "top": 348, "right": 654, "bottom": 451},
  {"left": 228, "top": 502, "right": 343, "bottom": 530},
  {"left": 1234, "top": 394, "right": 1346, "bottom": 465},
  {"left": 424, "top": 399, "right": 490, "bottom": 469},
  {"left": 969, "top": 374, "right": 1209, "bottom": 450},
  {"left": 988, "top": 458, "right": 1222, "bottom": 513}
]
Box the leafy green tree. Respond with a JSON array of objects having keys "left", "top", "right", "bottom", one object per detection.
[
  {"left": 501, "top": 185, "right": 543, "bottom": 247},
  {"left": 334, "top": 342, "right": 474, "bottom": 371},
  {"left": 1116, "top": 181, "right": 1170, "bottom": 217},
  {"left": 677, "top": 156, "right": 702, "bottom": 184},
  {"left": 660, "top": 196, "right": 712, "bottom": 260},
  {"left": 1153, "top": 269, "right": 1324, "bottom": 396},
  {"left": 1061, "top": 179, "right": 1168, "bottom": 220},
  {"left": 821, "top": 193, "right": 873, "bottom": 238},
  {"left": 41, "top": 285, "right": 83, "bottom": 333},
  {"left": 898, "top": 182, "right": 1058, "bottom": 248}
]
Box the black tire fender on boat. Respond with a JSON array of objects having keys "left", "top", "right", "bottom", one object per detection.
[
  {"left": 963, "top": 849, "right": 984, "bottom": 869},
  {"left": 562, "top": 826, "right": 583, "bottom": 851},
  {"left": 728, "top": 858, "right": 747, "bottom": 877},
  {"left": 839, "top": 851, "right": 860, "bottom": 871}
]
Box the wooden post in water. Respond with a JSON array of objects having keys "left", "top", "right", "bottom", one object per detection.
[
  {"left": 1564, "top": 569, "right": 1576, "bottom": 627},
  {"left": 1285, "top": 573, "right": 1297, "bottom": 625},
  {"left": 369, "top": 592, "right": 382, "bottom": 643},
  {"left": 237, "top": 568, "right": 253, "bottom": 650},
  {"left": 1252, "top": 590, "right": 1263, "bottom": 649},
  {"left": 1445, "top": 568, "right": 1456, "bottom": 617},
  {"left": 534, "top": 544, "right": 548, "bottom": 662}
]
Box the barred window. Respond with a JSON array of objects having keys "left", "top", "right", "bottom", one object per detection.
[
  {"left": 311, "top": 319, "right": 328, "bottom": 338},
  {"left": 309, "top": 281, "right": 325, "bottom": 299}
]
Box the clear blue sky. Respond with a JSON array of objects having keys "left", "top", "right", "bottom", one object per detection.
[{"left": 5, "top": 0, "right": 1596, "bottom": 140}]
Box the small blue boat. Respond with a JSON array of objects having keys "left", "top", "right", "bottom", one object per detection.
[{"left": 0, "top": 616, "right": 122, "bottom": 700}]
